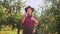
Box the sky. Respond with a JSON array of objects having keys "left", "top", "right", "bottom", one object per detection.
[{"left": 23, "top": 0, "right": 44, "bottom": 8}]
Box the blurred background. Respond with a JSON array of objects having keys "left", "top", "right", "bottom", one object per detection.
[{"left": 0, "top": 0, "right": 60, "bottom": 34}]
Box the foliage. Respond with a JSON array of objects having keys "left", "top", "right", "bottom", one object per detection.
[{"left": 38, "top": 0, "right": 60, "bottom": 34}]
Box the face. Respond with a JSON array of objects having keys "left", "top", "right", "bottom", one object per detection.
[{"left": 27, "top": 8, "right": 32, "bottom": 16}]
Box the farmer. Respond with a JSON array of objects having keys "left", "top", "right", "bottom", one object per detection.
[{"left": 21, "top": 6, "right": 39, "bottom": 34}]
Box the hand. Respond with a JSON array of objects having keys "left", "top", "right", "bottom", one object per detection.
[
  {"left": 24, "top": 13, "right": 28, "bottom": 17},
  {"left": 31, "top": 16, "right": 35, "bottom": 21}
]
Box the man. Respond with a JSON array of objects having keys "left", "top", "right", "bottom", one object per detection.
[{"left": 21, "top": 6, "right": 39, "bottom": 34}]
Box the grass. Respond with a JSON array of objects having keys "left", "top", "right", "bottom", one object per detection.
[{"left": 0, "top": 29, "right": 23, "bottom": 34}]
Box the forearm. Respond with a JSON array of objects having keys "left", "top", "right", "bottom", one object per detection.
[
  {"left": 34, "top": 19, "right": 39, "bottom": 24},
  {"left": 21, "top": 16, "right": 26, "bottom": 24}
]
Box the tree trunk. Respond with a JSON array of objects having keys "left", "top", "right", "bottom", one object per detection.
[{"left": 17, "top": 23, "right": 20, "bottom": 34}]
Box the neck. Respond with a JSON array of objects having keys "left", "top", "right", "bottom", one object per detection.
[{"left": 27, "top": 14, "right": 32, "bottom": 17}]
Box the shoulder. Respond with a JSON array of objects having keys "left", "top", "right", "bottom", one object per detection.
[{"left": 33, "top": 16, "right": 37, "bottom": 19}]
